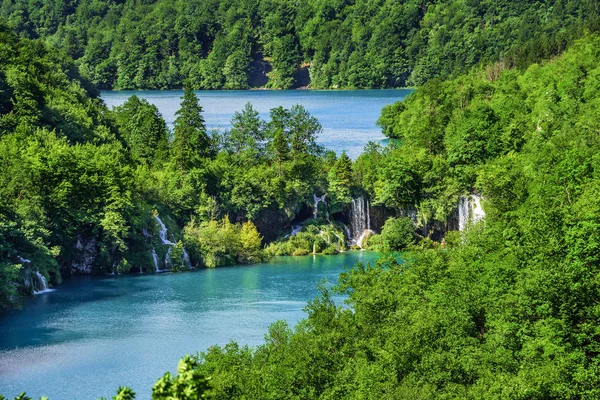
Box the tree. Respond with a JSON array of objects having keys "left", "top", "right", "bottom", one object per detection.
[
  {"left": 327, "top": 151, "right": 353, "bottom": 209},
  {"left": 271, "top": 128, "right": 288, "bottom": 176},
  {"left": 152, "top": 356, "right": 210, "bottom": 399},
  {"left": 172, "top": 87, "right": 213, "bottom": 171},
  {"left": 113, "top": 95, "right": 169, "bottom": 166},
  {"left": 239, "top": 221, "right": 263, "bottom": 263},
  {"left": 226, "top": 102, "right": 264, "bottom": 159},
  {"left": 377, "top": 217, "right": 416, "bottom": 251}
]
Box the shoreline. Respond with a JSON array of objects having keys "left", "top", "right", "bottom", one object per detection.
[{"left": 98, "top": 87, "right": 416, "bottom": 93}]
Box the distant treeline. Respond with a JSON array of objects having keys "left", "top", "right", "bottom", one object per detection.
[{"left": 1, "top": 0, "right": 598, "bottom": 89}]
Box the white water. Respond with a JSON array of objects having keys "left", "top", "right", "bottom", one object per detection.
[
  {"left": 164, "top": 247, "right": 172, "bottom": 269},
  {"left": 350, "top": 196, "right": 373, "bottom": 247},
  {"left": 343, "top": 225, "right": 352, "bottom": 242},
  {"left": 32, "top": 272, "right": 53, "bottom": 295},
  {"left": 19, "top": 257, "right": 54, "bottom": 294},
  {"left": 155, "top": 216, "right": 174, "bottom": 245},
  {"left": 152, "top": 248, "right": 160, "bottom": 272},
  {"left": 284, "top": 224, "right": 303, "bottom": 238},
  {"left": 154, "top": 215, "right": 191, "bottom": 270},
  {"left": 183, "top": 249, "right": 192, "bottom": 269},
  {"left": 458, "top": 194, "right": 486, "bottom": 231},
  {"left": 355, "top": 230, "right": 374, "bottom": 250},
  {"left": 313, "top": 193, "right": 328, "bottom": 220}
]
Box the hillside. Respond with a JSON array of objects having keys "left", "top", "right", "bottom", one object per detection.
[{"left": 1, "top": 0, "right": 598, "bottom": 89}]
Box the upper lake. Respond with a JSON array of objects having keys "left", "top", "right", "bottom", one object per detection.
[
  {"left": 101, "top": 89, "right": 412, "bottom": 159},
  {"left": 0, "top": 252, "right": 379, "bottom": 400}
]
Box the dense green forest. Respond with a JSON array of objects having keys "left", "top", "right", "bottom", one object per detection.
[
  {"left": 186, "top": 34, "right": 600, "bottom": 399},
  {"left": 0, "top": 21, "right": 358, "bottom": 310},
  {"left": 3, "top": 1, "right": 600, "bottom": 398},
  {"left": 1, "top": 0, "right": 599, "bottom": 89},
  {"left": 7, "top": 32, "right": 600, "bottom": 400}
]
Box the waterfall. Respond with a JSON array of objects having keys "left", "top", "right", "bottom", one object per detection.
[
  {"left": 154, "top": 215, "right": 191, "bottom": 270},
  {"left": 18, "top": 257, "right": 53, "bottom": 294},
  {"left": 183, "top": 249, "right": 192, "bottom": 269},
  {"left": 355, "top": 230, "right": 372, "bottom": 250},
  {"left": 350, "top": 196, "right": 374, "bottom": 247},
  {"left": 155, "top": 215, "right": 174, "bottom": 245},
  {"left": 285, "top": 224, "right": 303, "bottom": 238},
  {"left": 152, "top": 248, "right": 160, "bottom": 272},
  {"left": 458, "top": 194, "right": 485, "bottom": 231},
  {"left": 366, "top": 199, "right": 371, "bottom": 230},
  {"left": 165, "top": 247, "right": 172, "bottom": 269},
  {"left": 343, "top": 225, "right": 352, "bottom": 242},
  {"left": 313, "top": 193, "right": 328, "bottom": 220},
  {"left": 32, "top": 271, "right": 53, "bottom": 294}
]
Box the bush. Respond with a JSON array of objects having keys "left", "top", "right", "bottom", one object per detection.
[
  {"left": 184, "top": 217, "right": 265, "bottom": 267},
  {"left": 377, "top": 217, "right": 416, "bottom": 251}
]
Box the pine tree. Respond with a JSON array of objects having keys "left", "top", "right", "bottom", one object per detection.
[
  {"left": 328, "top": 151, "right": 353, "bottom": 207},
  {"left": 271, "top": 128, "right": 288, "bottom": 176},
  {"left": 172, "top": 87, "right": 212, "bottom": 171}
]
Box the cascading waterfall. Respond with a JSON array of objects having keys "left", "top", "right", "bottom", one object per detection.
[
  {"left": 350, "top": 196, "right": 374, "bottom": 248},
  {"left": 33, "top": 272, "right": 50, "bottom": 294},
  {"left": 183, "top": 249, "right": 191, "bottom": 269},
  {"left": 458, "top": 194, "right": 486, "bottom": 231},
  {"left": 164, "top": 247, "right": 172, "bottom": 269},
  {"left": 343, "top": 225, "right": 352, "bottom": 242},
  {"left": 155, "top": 215, "right": 174, "bottom": 245},
  {"left": 285, "top": 224, "right": 303, "bottom": 238},
  {"left": 19, "top": 256, "right": 53, "bottom": 294},
  {"left": 154, "top": 215, "right": 192, "bottom": 270},
  {"left": 313, "top": 193, "right": 329, "bottom": 221},
  {"left": 152, "top": 248, "right": 160, "bottom": 272}
]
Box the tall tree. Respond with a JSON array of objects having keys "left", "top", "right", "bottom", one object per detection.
[
  {"left": 227, "top": 102, "right": 265, "bottom": 159},
  {"left": 113, "top": 95, "right": 169, "bottom": 166},
  {"left": 172, "top": 86, "right": 212, "bottom": 171},
  {"left": 328, "top": 151, "right": 353, "bottom": 209}
]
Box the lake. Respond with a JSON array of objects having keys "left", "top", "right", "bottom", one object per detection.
[
  {"left": 0, "top": 252, "right": 379, "bottom": 400},
  {"left": 101, "top": 89, "right": 412, "bottom": 159}
]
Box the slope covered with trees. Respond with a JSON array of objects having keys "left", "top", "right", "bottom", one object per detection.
[
  {"left": 3, "top": 7, "right": 600, "bottom": 398},
  {"left": 181, "top": 35, "right": 600, "bottom": 399},
  {"left": 1, "top": 0, "right": 598, "bottom": 89},
  {"left": 0, "top": 22, "right": 346, "bottom": 310}
]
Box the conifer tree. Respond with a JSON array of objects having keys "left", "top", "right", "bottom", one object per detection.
[
  {"left": 328, "top": 151, "right": 353, "bottom": 207},
  {"left": 172, "top": 87, "right": 212, "bottom": 171}
]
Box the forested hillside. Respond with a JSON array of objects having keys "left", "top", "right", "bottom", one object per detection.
[
  {"left": 188, "top": 34, "right": 600, "bottom": 399},
  {"left": 1, "top": 0, "right": 598, "bottom": 89},
  {"left": 3, "top": 1, "right": 600, "bottom": 396},
  {"left": 0, "top": 22, "right": 349, "bottom": 310}
]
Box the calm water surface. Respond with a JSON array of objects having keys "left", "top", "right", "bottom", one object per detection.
[
  {"left": 101, "top": 89, "right": 412, "bottom": 159},
  {"left": 0, "top": 252, "right": 379, "bottom": 400}
]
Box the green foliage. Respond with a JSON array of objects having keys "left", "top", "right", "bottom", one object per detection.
[
  {"left": 184, "top": 217, "right": 265, "bottom": 268},
  {"left": 152, "top": 355, "right": 210, "bottom": 399},
  {"left": 113, "top": 95, "right": 169, "bottom": 166},
  {"left": 172, "top": 87, "right": 213, "bottom": 171},
  {"left": 369, "top": 217, "right": 416, "bottom": 252},
  {"left": 2, "top": 0, "right": 598, "bottom": 89},
  {"left": 266, "top": 222, "right": 347, "bottom": 256},
  {"left": 327, "top": 152, "right": 353, "bottom": 212}
]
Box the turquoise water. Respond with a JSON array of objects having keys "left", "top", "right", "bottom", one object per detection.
[
  {"left": 101, "top": 89, "right": 412, "bottom": 159},
  {"left": 0, "top": 252, "right": 379, "bottom": 400}
]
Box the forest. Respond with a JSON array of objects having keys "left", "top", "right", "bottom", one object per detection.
[
  {"left": 0, "top": 0, "right": 598, "bottom": 89},
  {"left": 2, "top": 0, "right": 600, "bottom": 398}
]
